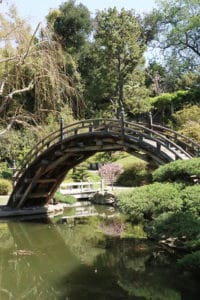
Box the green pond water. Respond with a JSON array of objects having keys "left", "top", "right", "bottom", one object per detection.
[{"left": 0, "top": 205, "right": 199, "bottom": 300}]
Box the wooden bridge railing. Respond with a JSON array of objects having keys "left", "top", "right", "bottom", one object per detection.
[
  {"left": 151, "top": 124, "right": 200, "bottom": 155},
  {"left": 12, "top": 119, "right": 200, "bottom": 186}
]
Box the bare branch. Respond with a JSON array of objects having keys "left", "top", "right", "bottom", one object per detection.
[
  {"left": 0, "top": 118, "right": 15, "bottom": 135},
  {"left": 7, "top": 81, "right": 34, "bottom": 99},
  {"left": 0, "top": 81, "right": 34, "bottom": 114},
  {"left": 19, "top": 22, "right": 41, "bottom": 65},
  {"left": 0, "top": 80, "right": 5, "bottom": 95},
  {"left": 0, "top": 56, "right": 19, "bottom": 64}
]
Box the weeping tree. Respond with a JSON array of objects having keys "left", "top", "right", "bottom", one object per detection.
[{"left": 0, "top": 5, "right": 84, "bottom": 131}]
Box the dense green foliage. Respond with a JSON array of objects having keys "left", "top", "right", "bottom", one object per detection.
[
  {"left": 71, "top": 163, "right": 89, "bottom": 182},
  {"left": 117, "top": 160, "right": 152, "bottom": 186},
  {"left": 146, "top": 0, "right": 200, "bottom": 69},
  {"left": 117, "top": 183, "right": 183, "bottom": 223},
  {"left": 172, "top": 105, "right": 200, "bottom": 142},
  {"left": 181, "top": 185, "right": 200, "bottom": 218},
  {"left": 117, "top": 156, "right": 200, "bottom": 272},
  {"left": 49, "top": 0, "right": 92, "bottom": 53},
  {"left": 0, "top": 179, "right": 12, "bottom": 195},
  {"left": 152, "top": 158, "right": 200, "bottom": 183},
  {"left": 0, "top": 0, "right": 200, "bottom": 164},
  {"left": 0, "top": 162, "right": 12, "bottom": 179},
  {"left": 178, "top": 251, "right": 200, "bottom": 274}
]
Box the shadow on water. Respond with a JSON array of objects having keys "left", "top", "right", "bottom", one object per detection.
[{"left": 0, "top": 213, "right": 199, "bottom": 299}]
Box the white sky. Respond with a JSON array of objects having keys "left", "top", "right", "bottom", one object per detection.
[{"left": 1, "top": 0, "right": 156, "bottom": 28}]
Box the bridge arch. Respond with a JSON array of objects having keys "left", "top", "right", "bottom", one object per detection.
[{"left": 8, "top": 119, "right": 200, "bottom": 208}]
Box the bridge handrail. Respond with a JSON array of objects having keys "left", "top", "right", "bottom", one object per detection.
[
  {"left": 151, "top": 124, "right": 200, "bottom": 150},
  {"left": 13, "top": 119, "right": 118, "bottom": 183},
  {"left": 123, "top": 121, "right": 193, "bottom": 158},
  {"left": 13, "top": 118, "right": 200, "bottom": 185}
]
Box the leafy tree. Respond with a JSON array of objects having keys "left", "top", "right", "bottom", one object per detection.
[
  {"left": 0, "top": 6, "right": 83, "bottom": 127},
  {"left": 84, "top": 8, "right": 147, "bottom": 117},
  {"left": 171, "top": 105, "right": 200, "bottom": 142},
  {"left": 48, "top": 0, "right": 92, "bottom": 54},
  {"left": 145, "top": 0, "right": 200, "bottom": 69},
  {"left": 176, "top": 71, "right": 200, "bottom": 90},
  {"left": 145, "top": 61, "right": 166, "bottom": 95}
]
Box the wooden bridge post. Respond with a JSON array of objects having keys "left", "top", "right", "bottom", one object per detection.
[
  {"left": 149, "top": 111, "right": 153, "bottom": 129},
  {"left": 60, "top": 117, "right": 64, "bottom": 146},
  {"left": 198, "top": 148, "right": 200, "bottom": 157},
  {"left": 120, "top": 107, "right": 125, "bottom": 137}
]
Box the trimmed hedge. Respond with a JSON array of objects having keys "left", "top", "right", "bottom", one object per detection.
[
  {"left": 117, "top": 160, "right": 152, "bottom": 187},
  {"left": 116, "top": 182, "right": 200, "bottom": 272},
  {"left": 152, "top": 158, "right": 200, "bottom": 183},
  {"left": 117, "top": 182, "right": 183, "bottom": 223}
]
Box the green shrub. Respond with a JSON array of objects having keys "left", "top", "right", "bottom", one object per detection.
[
  {"left": 54, "top": 192, "right": 76, "bottom": 204},
  {"left": 180, "top": 185, "right": 200, "bottom": 217},
  {"left": 148, "top": 212, "right": 200, "bottom": 241},
  {"left": 117, "top": 160, "right": 151, "bottom": 187},
  {"left": 117, "top": 183, "right": 182, "bottom": 223},
  {"left": 0, "top": 162, "right": 12, "bottom": 180},
  {"left": 0, "top": 179, "right": 12, "bottom": 195},
  {"left": 178, "top": 251, "right": 200, "bottom": 274},
  {"left": 71, "top": 163, "right": 89, "bottom": 182},
  {"left": 152, "top": 158, "right": 200, "bottom": 183}
]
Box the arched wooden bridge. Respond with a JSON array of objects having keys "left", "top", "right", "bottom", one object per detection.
[{"left": 8, "top": 118, "right": 200, "bottom": 209}]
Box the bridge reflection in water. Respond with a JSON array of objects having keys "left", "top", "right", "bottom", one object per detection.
[
  {"left": 7, "top": 118, "right": 200, "bottom": 209},
  {"left": 0, "top": 213, "right": 200, "bottom": 300}
]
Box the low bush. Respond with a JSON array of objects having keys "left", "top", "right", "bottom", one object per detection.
[
  {"left": 54, "top": 192, "right": 77, "bottom": 204},
  {"left": 71, "top": 163, "right": 89, "bottom": 182},
  {"left": 178, "top": 251, "right": 200, "bottom": 274},
  {"left": 152, "top": 158, "right": 200, "bottom": 183},
  {"left": 117, "top": 160, "right": 152, "bottom": 187},
  {"left": 0, "top": 162, "right": 13, "bottom": 180},
  {"left": 117, "top": 183, "right": 183, "bottom": 223},
  {"left": 181, "top": 185, "right": 200, "bottom": 217},
  {"left": 147, "top": 212, "right": 200, "bottom": 241},
  {"left": 0, "top": 179, "right": 12, "bottom": 195}
]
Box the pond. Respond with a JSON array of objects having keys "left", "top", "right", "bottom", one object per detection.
[{"left": 0, "top": 205, "right": 199, "bottom": 300}]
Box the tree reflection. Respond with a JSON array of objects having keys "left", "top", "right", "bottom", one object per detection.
[{"left": 0, "top": 217, "right": 199, "bottom": 300}]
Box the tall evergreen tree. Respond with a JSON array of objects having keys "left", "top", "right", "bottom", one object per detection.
[
  {"left": 47, "top": 0, "right": 92, "bottom": 54},
  {"left": 82, "top": 8, "right": 148, "bottom": 117}
]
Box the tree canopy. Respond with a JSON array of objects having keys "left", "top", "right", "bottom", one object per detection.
[
  {"left": 145, "top": 0, "right": 200, "bottom": 70},
  {"left": 80, "top": 8, "right": 149, "bottom": 117},
  {"left": 47, "top": 0, "right": 92, "bottom": 53},
  {"left": 0, "top": 0, "right": 200, "bottom": 162}
]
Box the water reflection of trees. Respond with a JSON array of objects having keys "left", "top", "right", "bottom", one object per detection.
[
  {"left": 0, "top": 219, "right": 199, "bottom": 300},
  {"left": 0, "top": 221, "right": 79, "bottom": 300}
]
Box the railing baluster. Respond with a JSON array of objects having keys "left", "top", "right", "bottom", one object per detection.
[
  {"left": 60, "top": 117, "right": 64, "bottom": 145},
  {"left": 89, "top": 122, "right": 94, "bottom": 132}
]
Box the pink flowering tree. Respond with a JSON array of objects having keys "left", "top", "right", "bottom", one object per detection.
[{"left": 98, "top": 163, "right": 123, "bottom": 187}]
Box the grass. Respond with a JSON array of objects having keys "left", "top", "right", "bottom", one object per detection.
[{"left": 113, "top": 153, "right": 145, "bottom": 169}]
